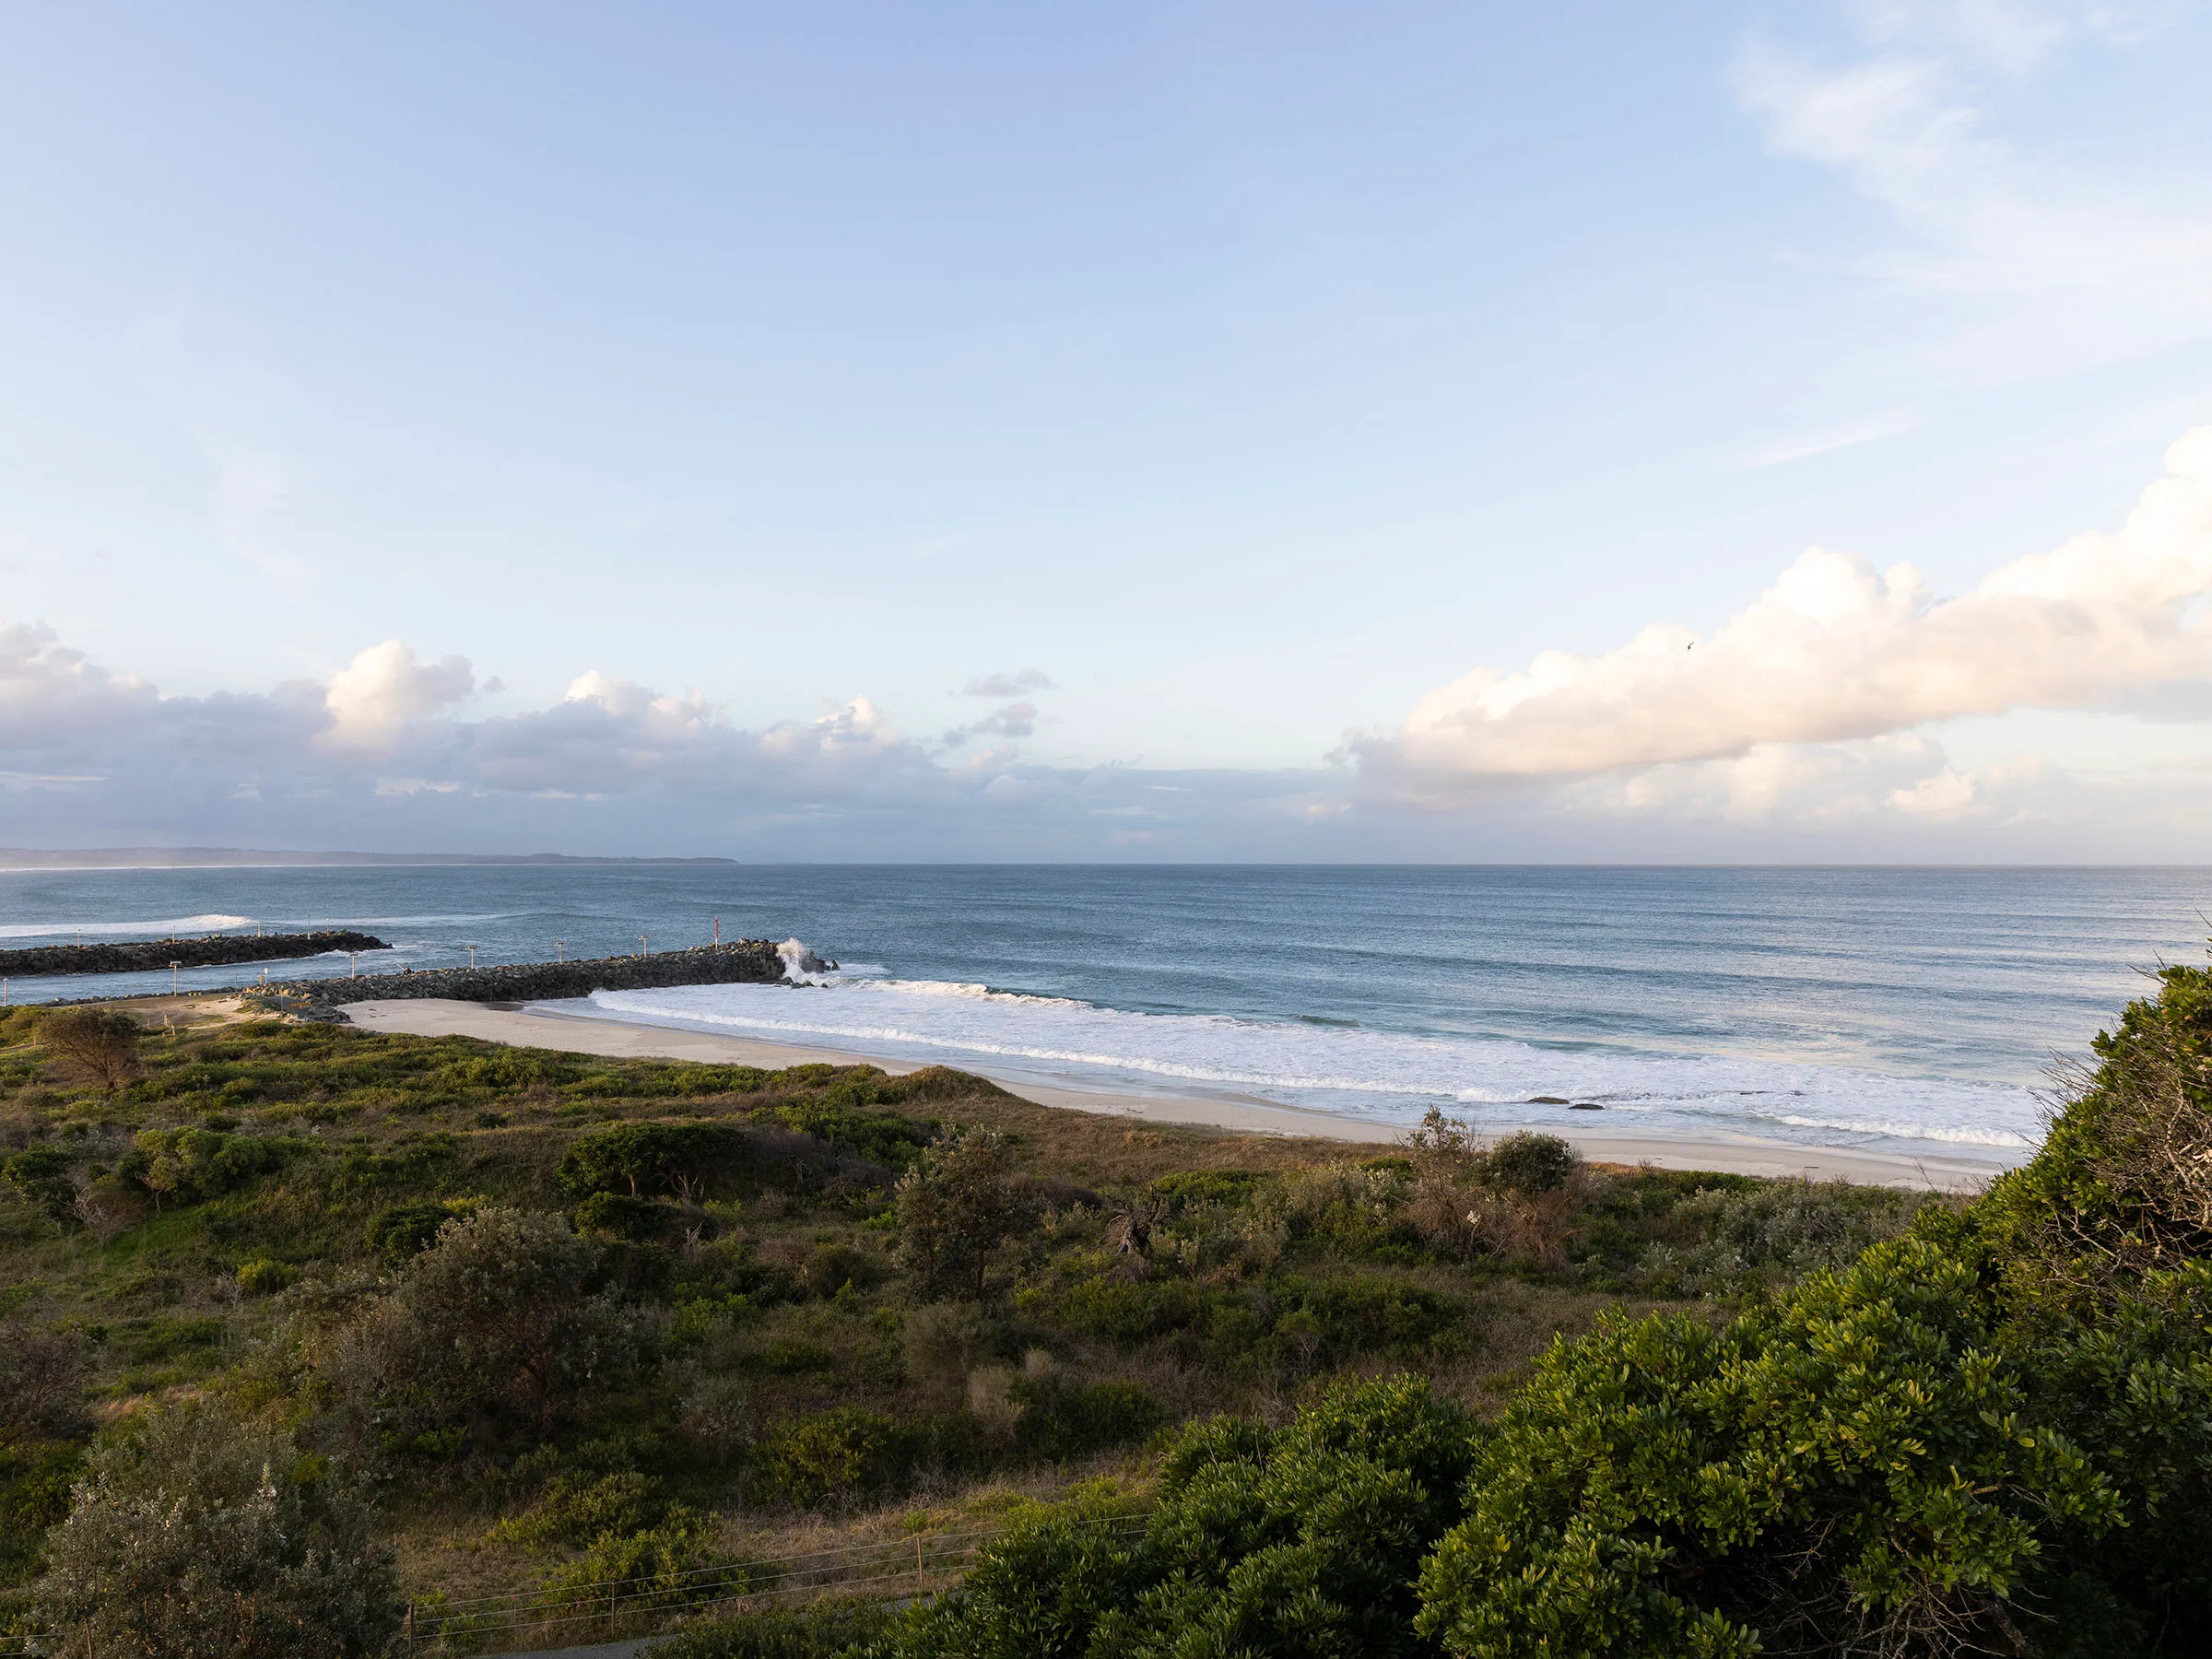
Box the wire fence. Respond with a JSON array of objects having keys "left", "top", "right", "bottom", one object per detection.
[
  {"left": 0, "top": 1512, "right": 1147, "bottom": 1656},
  {"left": 399, "top": 1510, "right": 1148, "bottom": 1654}
]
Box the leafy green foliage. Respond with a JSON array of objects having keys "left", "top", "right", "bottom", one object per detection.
[
  {"left": 1, "top": 1147, "right": 76, "bottom": 1227},
  {"left": 31, "top": 1405, "right": 401, "bottom": 1658},
  {"left": 895, "top": 1129, "right": 1034, "bottom": 1300},
  {"left": 314, "top": 1206, "right": 641, "bottom": 1444},
  {"left": 125, "top": 1125, "right": 276, "bottom": 1206},
  {"left": 752, "top": 1406, "right": 912, "bottom": 1507},
  {"left": 559, "top": 1120, "right": 754, "bottom": 1199},
  {"left": 898, "top": 1375, "right": 1476, "bottom": 1659},
  {"left": 363, "top": 1198, "right": 466, "bottom": 1259},
  {"left": 649, "top": 1595, "right": 895, "bottom": 1659}
]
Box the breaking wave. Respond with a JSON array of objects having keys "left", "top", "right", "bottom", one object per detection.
[{"left": 579, "top": 976, "right": 2041, "bottom": 1159}]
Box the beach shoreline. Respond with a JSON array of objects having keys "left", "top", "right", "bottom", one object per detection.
[{"left": 336, "top": 997, "right": 2008, "bottom": 1192}]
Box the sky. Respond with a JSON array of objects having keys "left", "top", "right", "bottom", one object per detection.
[{"left": 5, "top": 0, "right": 2212, "bottom": 860}]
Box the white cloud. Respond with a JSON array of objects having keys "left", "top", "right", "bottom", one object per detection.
[
  {"left": 1735, "top": 1, "right": 2212, "bottom": 373},
  {"left": 961, "top": 669, "right": 1056, "bottom": 698},
  {"left": 324, "top": 641, "right": 474, "bottom": 747},
  {"left": 1368, "top": 426, "right": 2212, "bottom": 786}
]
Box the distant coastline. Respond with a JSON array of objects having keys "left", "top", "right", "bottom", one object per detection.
[{"left": 0, "top": 848, "right": 740, "bottom": 870}]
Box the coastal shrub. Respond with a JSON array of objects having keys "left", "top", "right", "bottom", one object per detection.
[
  {"left": 1410, "top": 967, "right": 2212, "bottom": 1657},
  {"left": 31, "top": 1404, "right": 402, "bottom": 1659},
  {"left": 896, "top": 1375, "right": 1476, "bottom": 1659},
  {"left": 558, "top": 1121, "right": 753, "bottom": 1199},
  {"left": 573, "top": 1190, "right": 681, "bottom": 1241},
  {"left": 0, "top": 1324, "right": 92, "bottom": 1437},
  {"left": 1634, "top": 1178, "right": 1944, "bottom": 1296},
  {"left": 765, "top": 1098, "right": 935, "bottom": 1168},
  {"left": 1011, "top": 1374, "right": 1167, "bottom": 1461},
  {"left": 894, "top": 1129, "right": 1034, "bottom": 1300},
  {"left": 751, "top": 1406, "right": 909, "bottom": 1506},
  {"left": 649, "top": 1596, "right": 896, "bottom": 1659},
  {"left": 1, "top": 1147, "right": 77, "bottom": 1228},
  {"left": 124, "top": 1126, "right": 273, "bottom": 1206},
  {"left": 36, "top": 1007, "right": 141, "bottom": 1094},
  {"left": 318, "top": 1206, "right": 641, "bottom": 1442},
  {"left": 236, "top": 1256, "right": 296, "bottom": 1296},
  {"left": 363, "top": 1199, "right": 466, "bottom": 1259},
  {"left": 0, "top": 1438, "right": 82, "bottom": 1587},
  {"left": 535, "top": 1506, "right": 747, "bottom": 1621},
  {"left": 488, "top": 1469, "right": 665, "bottom": 1549},
  {"left": 1479, "top": 1129, "right": 1578, "bottom": 1196}
]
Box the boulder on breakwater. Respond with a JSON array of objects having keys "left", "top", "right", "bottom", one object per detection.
[
  {"left": 0, "top": 929, "right": 389, "bottom": 980},
  {"left": 241, "top": 939, "right": 786, "bottom": 1018}
]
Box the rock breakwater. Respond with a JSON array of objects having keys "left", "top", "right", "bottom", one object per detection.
[
  {"left": 241, "top": 940, "right": 787, "bottom": 1018},
  {"left": 0, "top": 929, "right": 389, "bottom": 979}
]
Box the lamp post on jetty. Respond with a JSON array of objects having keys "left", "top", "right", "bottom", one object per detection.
[
  {"left": 556, "top": 940, "right": 565, "bottom": 963},
  {"left": 169, "top": 960, "right": 180, "bottom": 994},
  {"left": 639, "top": 935, "right": 649, "bottom": 959}
]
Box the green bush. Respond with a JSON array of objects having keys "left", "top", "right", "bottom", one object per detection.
[
  {"left": 767, "top": 1098, "right": 935, "bottom": 1168},
  {"left": 31, "top": 1404, "right": 401, "bottom": 1658},
  {"left": 1410, "top": 966, "right": 2212, "bottom": 1657},
  {"left": 318, "top": 1206, "right": 641, "bottom": 1443},
  {"left": 752, "top": 1406, "right": 909, "bottom": 1507},
  {"left": 535, "top": 1506, "right": 747, "bottom": 1620},
  {"left": 488, "top": 1470, "right": 665, "bottom": 1549},
  {"left": 1479, "top": 1130, "right": 1578, "bottom": 1196},
  {"left": 1013, "top": 1376, "right": 1167, "bottom": 1461},
  {"left": 363, "top": 1199, "right": 465, "bottom": 1259},
  {"left": 236, "top": 1257, "right": 296, "bottom": 1296},
  {"left": 574, "top": 1190, "right": 681, "bottom": 1241},
  {"left": 1, "top": 1147, "right": 76, "bottom": 1227},
  {"left": 649, "top": 1595, "right": 895, "bottom": 1659},
  {"left": 557, "top": 1121, "right": 753, "bottom": 1199},
  {"left": 897, "top": 1375, "right": 1476, "bottom": 1659},
  {"left": 125, "top": 1126, "right": 273, "bottom": 1206},
  {"left": 894, "top": 1130, "right": 1034, "bottom": 1300}
]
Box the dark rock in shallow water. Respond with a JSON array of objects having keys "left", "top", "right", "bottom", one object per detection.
[
  {"left": 1569, "top": 1102, "right": 1605, "bottom": 1111},
  {"left": 1529, "top": 1096, "right": 1571, "bottom": 1105},
  {"left": 241, "top": 941, "right": 785, "bottom": 1019},
  {"left": 0, "top": 929, "right": 388, "bottom": 979}
]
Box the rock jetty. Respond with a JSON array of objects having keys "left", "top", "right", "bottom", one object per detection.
[
  {"left": 0, "top": 929, "right": 389, "bottom": 979},
  {"left": 241, "top": 939, "right": 786, "bottom": 1018}
]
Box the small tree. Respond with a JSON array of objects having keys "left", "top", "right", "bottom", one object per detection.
[
  {"left": 893, "top": 1130, "right": 1032, "bottom": 1300},
  {"left": 38, "top": 1007, "right": 141, "bottom": 1094},
  {"left": 31, "top": 1405, "right": 401, "bottom": 1659},
  {"left": 323, "top": 1206, "right": 640, "bottom": 1442}
]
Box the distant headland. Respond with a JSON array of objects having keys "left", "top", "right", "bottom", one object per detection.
[{"left": 0, "top": 848, "right": 741, "bottom": 870}]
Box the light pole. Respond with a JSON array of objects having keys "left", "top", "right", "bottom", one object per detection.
[
  {"left": 170, "top": 960, "right": 181, "bottom": 994},
  {"left": 468, "top": 946, "right": 477, "bottom": 969},
  {"left": 556, "top": 940, "right": 565, "bottom": 963},
  {"left": 639, "top": 934, "right": 649, "bottom": 958},
  {"left": 348, "top": 952, "right": 357, "bottom": 979}
]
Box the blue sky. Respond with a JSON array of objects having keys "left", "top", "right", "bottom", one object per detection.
[{"left": 5, "top": 2, "right": 2212, "bottom": 858}]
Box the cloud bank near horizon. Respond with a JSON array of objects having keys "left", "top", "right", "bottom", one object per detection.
[
  {"left": 1358, "top": 427, "right": 2212, "bottom": 807},
  {"left": 8, "top": 427, "right": 2212, "bottom": 858}
]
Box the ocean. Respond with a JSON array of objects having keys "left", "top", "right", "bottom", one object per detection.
[{"left": 5, "top": 864, "right": 2208, "bottom": 1164}]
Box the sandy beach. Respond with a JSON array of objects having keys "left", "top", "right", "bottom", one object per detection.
[{"left": 338, "top": 997, "right": 2008, "bottom": 1191}]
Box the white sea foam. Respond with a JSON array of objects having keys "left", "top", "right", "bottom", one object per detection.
[
  {"left": 0, "top": 912, "right": 255, "bottom": 940},
  {"left": 580, "top": 976, "right": 2041, "bottom": 1161}
]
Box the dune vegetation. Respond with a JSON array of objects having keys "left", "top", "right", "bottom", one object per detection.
[{"left": 7, "top": 970, "right": 2190, "bottom": 1655}]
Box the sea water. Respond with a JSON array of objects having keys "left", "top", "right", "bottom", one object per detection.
[{"left": 4, "top": 864, "right": 2208, "bottom": 1163}]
